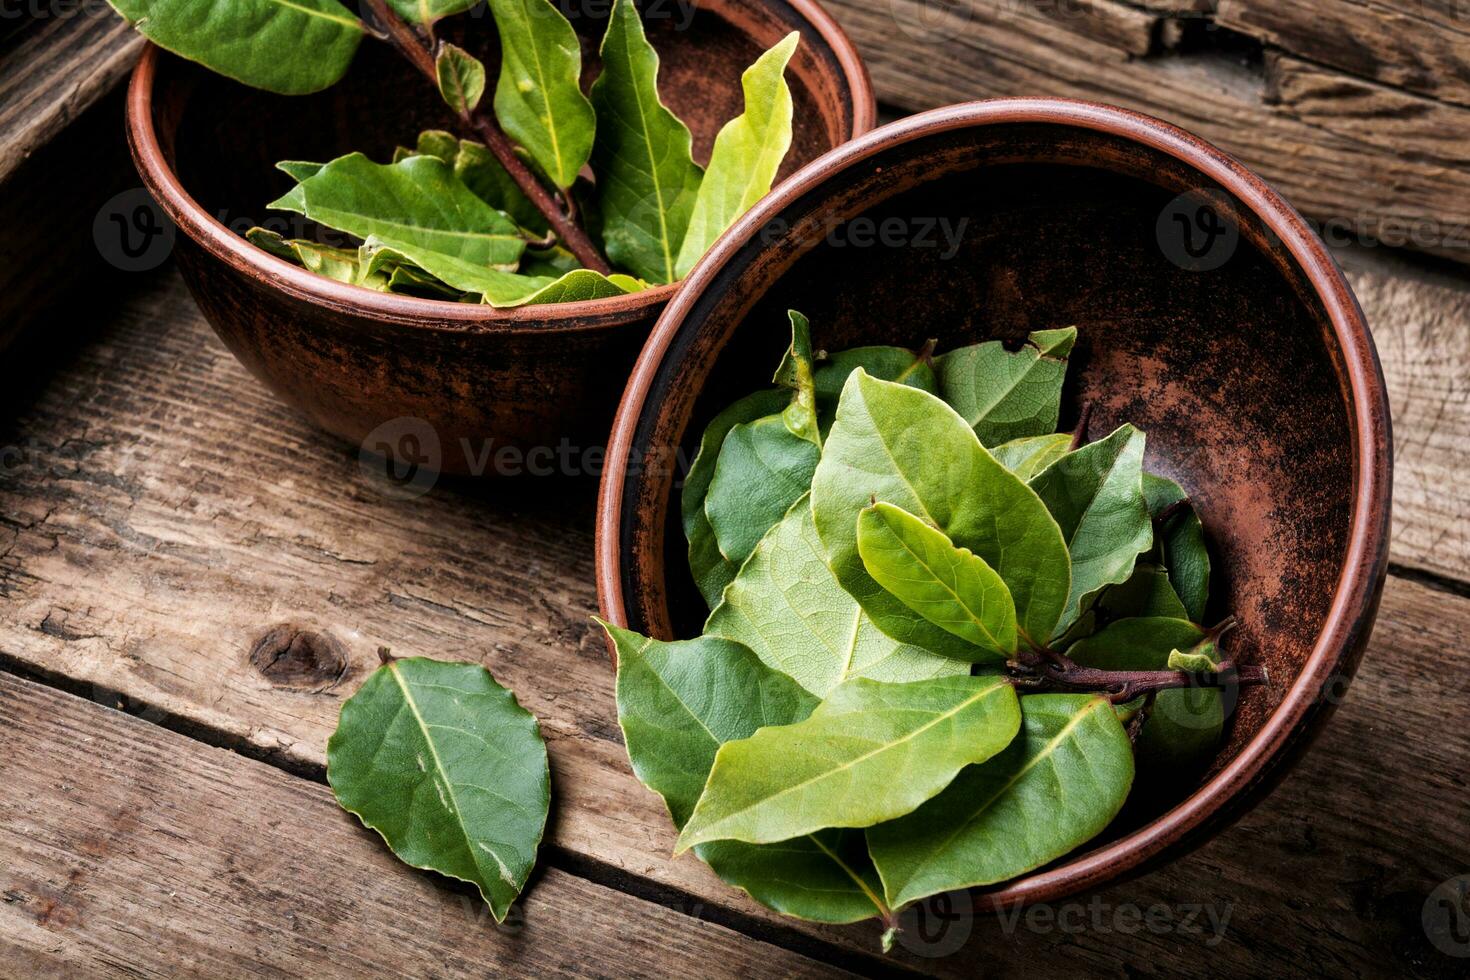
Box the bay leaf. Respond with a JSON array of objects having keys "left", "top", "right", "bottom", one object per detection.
[
  {"left": 810, "top": 371, "right": 1071, "bottom": 656},
  {"left": 673, "top": 32, "right": 799, "bottom": 278},
  {"left": 275, "top": 160, "right": 326, "bottom": 182},
  {"left": 457, "top": 148, "right": 540, "bottom": 234},
  {"left": 866, "top": 693, "right": 1133, "bottom": 908},
  {"left": 1143, "top": 472, "right": 1212, "bottom": 623},
  {"left": 856, "top": 501, "right": 1017, "bottom": 660},
  {"left": 435, "top": 42, "right": 487, "bottom": 115},
  {"left": 518, "top": 244, "right": 581, "bottom": 278},
  {"left": 106, "top": 0, "right": 362, "bottom": 95},
  {"left": 675, "top": 675, "right": 1022, "bottom": 851},
  {"left": 590, "top": 0, "right": 704, "bottom": 284},
  {"left": 682, "top": 389, "right": 790, "bottom": 608},
  {"left": 1029, "top": 423, "right": 1153, "bottom": 634},
  {"left": 386, "top": 0, "right": 479, "bottom": 21},
  {"left": 706, "top": 496, "right": 969, "bottom": 696},
  {"left": 268, "top": 153, "right": 527, "bottom": 294},
  {"left": 991, "top": 432, "right": 1073, "bottom": 482},
  {"left": 326, "top": 657, "right": 549, "bottom": 923},
  {"left": 813, "top": 346, "right": 939, "bottom": 405},
  {"left": 774, "top": 311, "right": 822, "bottom": 448},
  {"left": 1066, "top": 617, "right": 1221, "bottom": 770},
  {"left": 935, "top": 327, "right": 1077, "bottom": 446},
  {"left": 703, "top": 414, "right": 820, "bottom": 567},
  {"left": 603, "top": 622, "right": 891, "bottom": 924},
  {"left": 486, "top": 0, "right": 597, "bottom": 189}
]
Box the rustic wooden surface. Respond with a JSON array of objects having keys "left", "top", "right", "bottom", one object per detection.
[
  {"left": 0, "top": 671, "right": 848, "bottom": 979},
  {"left": 827, "top": 0, "right": 1470, "bottom": 264},
  {"left": 1, "top": 243, "right": 1468, "bottom": 976}
]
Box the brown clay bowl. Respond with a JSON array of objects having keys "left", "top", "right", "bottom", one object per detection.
[
  {"left": 596, "top": 100, "right": 1392, "bottom": 907},
  {"left": 125, "top": 1, "right": 874, "bottom": 476}
]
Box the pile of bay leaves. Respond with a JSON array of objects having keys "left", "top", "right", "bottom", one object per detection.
[{"left": 602, "top": 311, "right": 1235, "bottom": 944}]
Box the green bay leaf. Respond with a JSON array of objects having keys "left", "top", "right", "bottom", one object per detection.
[
  {"left": 704, "top": 414, "right": 820, "bottom": 567},
  {"left": 326, "top": 657, "right": 549, "bottom": 923},
  {"left": 268, "top": 153, "right": 527, "bottom": 294},
  {"left": 435, "top": 41, "right": 487, "bottom": 115},
  {"left": 386, "top": 0, "right": 479, "bottom": 23},
  {"left": 856, "top": 501, "right": 1018, "bottom": 660},
  {"left": 707, "top": 496, "right": 968, "bottom": 696},
  {"left": 1029, "top": 423, "right": 1154, "bottom": 634},
  {"left": 936, "top": 327, "right": 1077, "bottom": 446},
  {"left": 1143, "top": 472, "right": 1212, "bottom": 623},
  {"left": 675, "top": 675, "right": 1022, "bottom": 851},
  {"left": 107, "top": 0, "right": 362, "bottom": 95},
  {"left": 682, "top": 389, "right": 790, "bottom": 608},
  {"left": 991, "top": 433, "right": 1073, "bottom": 482},
  {"left": 487, "top": 0, "right": 597, "bottom": 189},
  {"left": 603, "top": 622, "right": 890, "bottom": 924},
  {"left": 590, "top": 0, "right": 704, "bottom": 284},
  {"left": 673, "top": 32, "right": 799, "bottom": 278},
  {"left": 810, "top": 371, "right": 1071, "bottom": 656},
  {"left": 867, "top": 693, "right": 1133, "bottom": 908}
]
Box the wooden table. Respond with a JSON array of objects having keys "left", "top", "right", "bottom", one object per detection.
[{"left": 4, "top": 8, "right": 1470, "bottom": 980}]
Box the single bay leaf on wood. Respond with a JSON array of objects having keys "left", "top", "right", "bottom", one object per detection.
[
  {"left": 675, "top": 675, "right": 1022, "bottom": 851},
  {"left": 1029, "top": 423, "right": 1153, "bottom": 634},
  {"left": 682, "top": 389, "right": 790, "bottom": 608},
  {"left": 486, "top": 0, "right": 597, "bottom": 189},
  {"left": 810, "top": 371, "right": 1071, "bottom": 655},
  {"left": 856, "top": 501, "right": 1018, "bottom": 660},
  {"left": 1143, "top": 473, "right": 1212, "bottom": 623},
  {"left": 590, "top": 0, "right": 704, "bottom": 284},
  {"left": 936, "top": 327, "right": 1077, "bottom": 446},
  {"left": 603, "top": 623, "right": 891, "bottom": 924},
  {"left": 674, "top": 33, "right": 799, "bottom": 278},
  {"left": 326, "top": 657, "right": 549, "bottom": 923},
  {"left": 703, "top": 415, "right": 820, "bottom": 567},
  {"left": 268, "top": 153, "right": 527, "bottom": 294},
  {"left": 435, "top": 42, "right": 487, "bottom": 115},
  {"left": 706, "top": 496, "right": 969, "bottom": 696},
  {"left": 105, "top": 0, "right": 363, "bottom": 95},
  {"left": 866, "top": 693, "right": 1133, "bottom": 908},
  {"left": 1066, "top": 617, "right": 1222, "bottom": 771}
]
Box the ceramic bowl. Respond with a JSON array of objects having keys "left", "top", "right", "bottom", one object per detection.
[
  {"left": 126, "top": 1, "right": 874, "bottom": 475},
  {"left": 596, "top": 100, "right": 1392, "bottom": 906}
]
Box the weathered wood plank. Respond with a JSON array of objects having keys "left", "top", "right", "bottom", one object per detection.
[
  {"left": 1216, "top": 0, "right": 1470, "bottom": 109},
  {"left": 1, "top": 260, "right": 1468, "bottom": 974},
  {"left": 826, "top": 0, "right": 1470, "bottom": 264},
  {"left": 0, "top": 6, "right": 141, "bottom": 182},
  {"left": 0, "top": 672, "right": 850, "bottom": 979},
  {"left": 1339, "top": 248, "right": 1470, "bottom": 583}
]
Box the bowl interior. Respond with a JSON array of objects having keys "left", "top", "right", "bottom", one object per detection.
[
  {"left": 618, "top": 118, "right": 1362, "bottom": 827},
  {"left": 149, "top": 0, "right": 859, "bottom": 246}
]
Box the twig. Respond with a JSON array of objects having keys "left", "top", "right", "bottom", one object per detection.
[{"left": 361, "top": 0, "right": 611, "bottom": 273}]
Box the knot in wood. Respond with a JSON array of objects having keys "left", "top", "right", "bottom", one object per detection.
[{"left": 249, "top": 625, "right": 348, "bottom": 691}]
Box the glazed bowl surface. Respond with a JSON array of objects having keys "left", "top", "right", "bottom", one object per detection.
[
  {"left": 596, "top": 99, "right": 1392, "bottom": 906},
  {"left": 127, "top": 0, "right": 874, "bottom": 474}
]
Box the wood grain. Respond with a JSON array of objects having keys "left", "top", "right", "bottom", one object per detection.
[
  {"left": 1, "top": 258, "right": 1467, "bottom": 974},
  {"left": 825, "top": 0, "right": 1470, "bottom": 264},
  {"left": 0, "top": 6, "right": 141, "bottom": 182},
  {"left": 1216, "top": 0, "right": 1470, "bottom": 109},
  {"left": 0, "top": 671, "right": 850, "bottom": 979}
]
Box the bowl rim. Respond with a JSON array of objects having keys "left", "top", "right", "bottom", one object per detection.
[
  {"left": 123, "top": 0, "right": 877, "bottom": 335},
  {"left": 595, "top": 98, "right": 1393, "bottom": 906}
]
